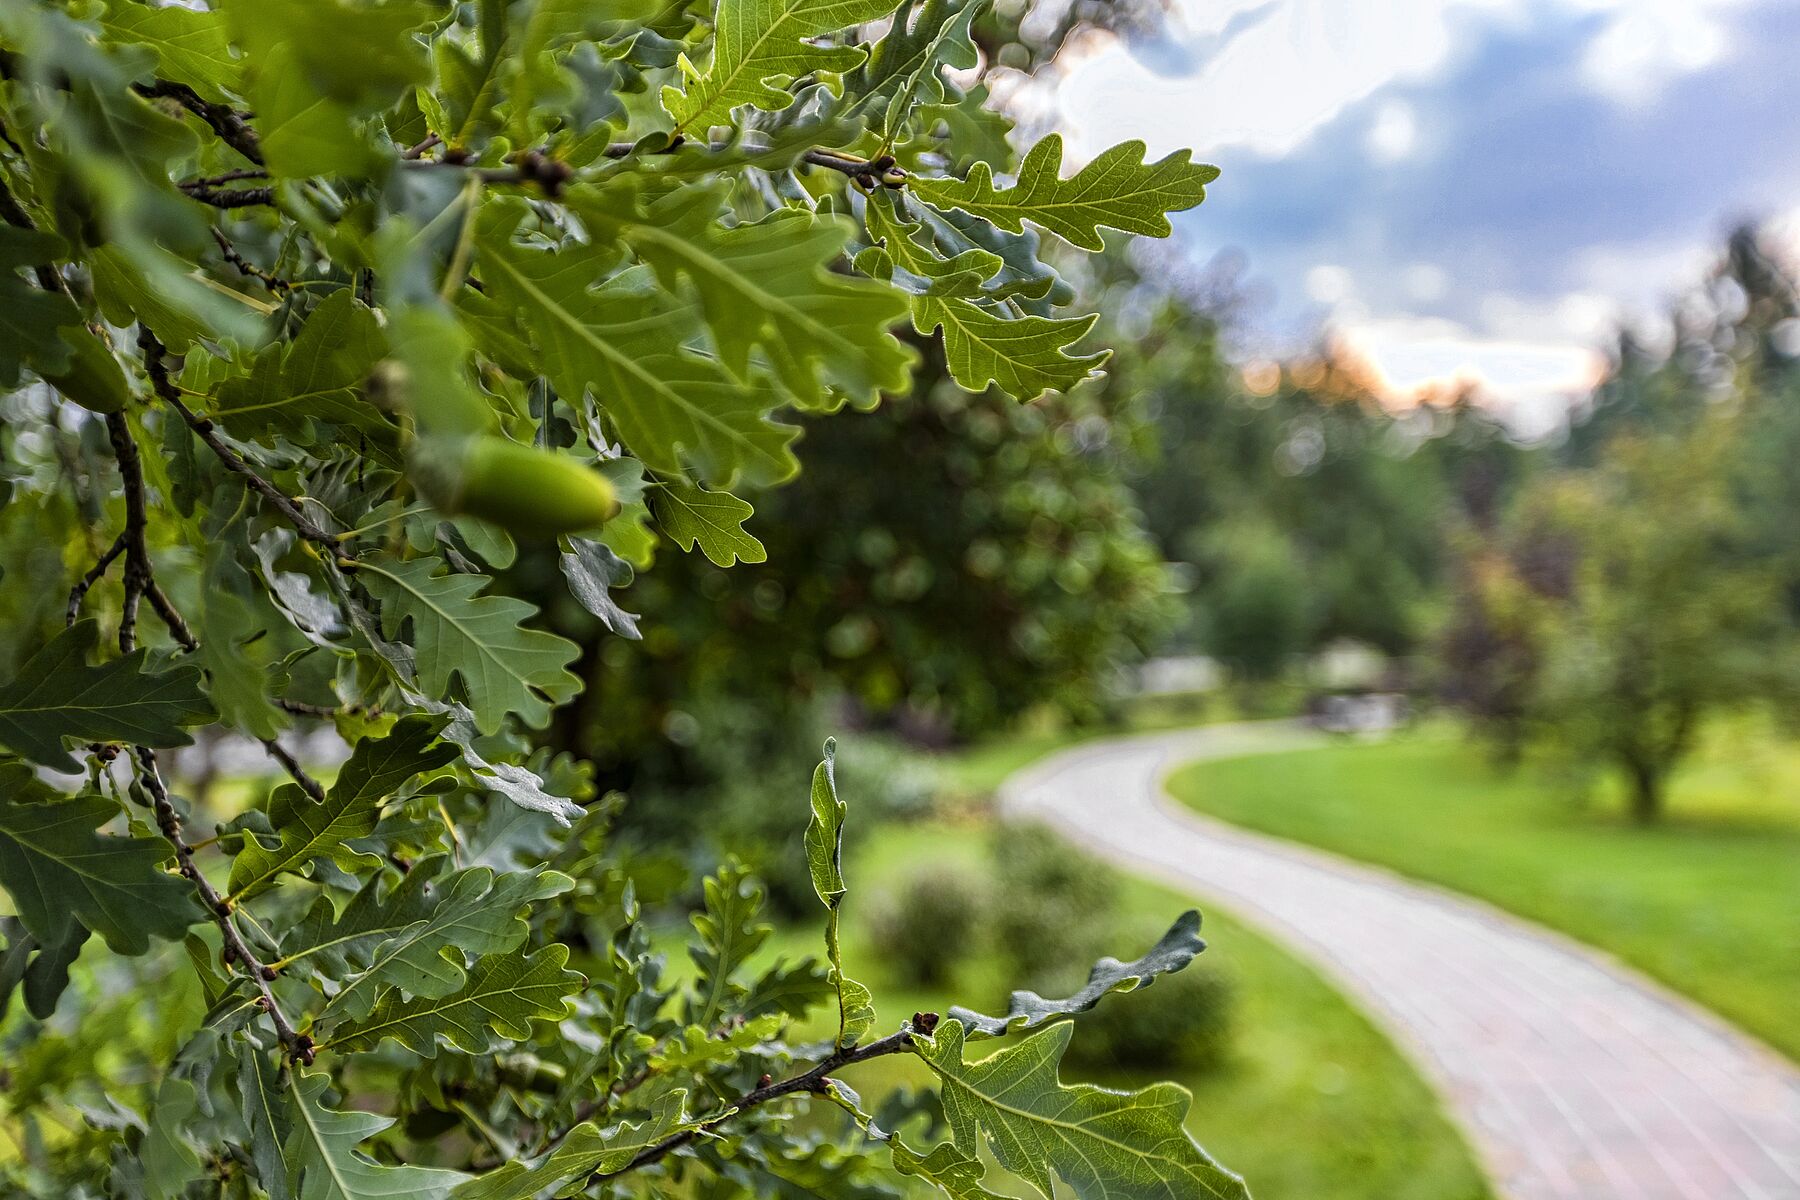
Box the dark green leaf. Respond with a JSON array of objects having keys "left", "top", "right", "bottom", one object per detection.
[
  {"left": 285, "top": 1070, "right": 468, "bottom": 1199},
  {"left": 324, "top": 945, "right": 583, "bottom": 1056},
  {"left": 471, "top": 209, "right": 799, "bottom": 487},
  {"left": 451, "top": 1088, "right": 695, "bottom": 1200},
  {"left": 0, "top": 762, "right": 197, "bottom": 954},
  {"left": 359, "top": 554, "right": 584, "bottom": 735},
  {"left": 0, "top": 619, "right": 212, "bottom": 772},
  {"left": 662, "top": 0, "right": 905, "bottom": 132},
  {"left": 227, "top": 715, "right": 457, "bottom": 901},
  {"left": 653, "top": 480, "right": 767, "bottom": 567},
  {"left": 804, "top": 739, "right": 875, "bottom": 1045}
]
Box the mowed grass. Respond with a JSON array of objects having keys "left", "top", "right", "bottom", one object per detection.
[
  {"left": 763, "top": 819, "right": 1493, "bottom": 1200},
  {"left": 1166, "top": 722, "right": 1800, "bottom": 1061}
]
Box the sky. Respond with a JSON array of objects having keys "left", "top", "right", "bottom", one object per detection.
[{"left": 1044, "top": 0, "right": 1800, "bottom": 434}]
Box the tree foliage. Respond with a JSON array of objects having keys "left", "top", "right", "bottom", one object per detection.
[
  {"left": 1441, "top": 225, "right": 1800, "bottom": 816},
  {"left": 0, "top": 1, "right": 1243, "bottom": 1196}
]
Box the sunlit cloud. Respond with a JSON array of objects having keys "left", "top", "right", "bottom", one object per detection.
[{"left": 1334, "top": 315, "right": 1607, "bottom": 437}]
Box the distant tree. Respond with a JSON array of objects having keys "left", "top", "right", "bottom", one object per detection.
[
  {"left": 1514, "top": 426, "right": 1793, "bottom": 821},
  {"left": 1132, "top": 330, "right": 1456, "bottom": 663},
  {"left": 1193, "top": 519, "right": 1313, "bottom": 682}
]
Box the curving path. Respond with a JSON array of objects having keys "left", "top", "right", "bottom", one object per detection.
[{"left": 1001, "top": 722, "right": 1800, "bottom": 1200}]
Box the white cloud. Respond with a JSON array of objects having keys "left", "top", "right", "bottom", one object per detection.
[
  {"left": 1334, "top": 313, "right": 1605, "bottom": 436},
  {"left": 1050, "top": 0, "right": 1757, "bottom": 160},
  {"left": 1053, "top": 0, "right": 1523, "bottom": 158},
  {"left": 1402, "top": 263, "right": 1450, "bottom": 303},
  {"left": 1305, "top": 263, "right": 1355, "bottom": 305},
  {"left": 1573, "top": 0, "right": 1747, "bottom": 107},
  {"left": 1366, "top": 100, "right": 1419, "bottom": 163}
]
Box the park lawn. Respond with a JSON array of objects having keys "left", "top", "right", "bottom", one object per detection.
[
  {"left": 1166, "top": 722, "right": 1800, "bottom": 1061},
  {"left": 762, "top": 819, "right": 1493, "bottom": 1200}
]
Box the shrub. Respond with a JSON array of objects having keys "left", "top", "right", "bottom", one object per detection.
[
  {"left": 1066, "top": 965, "right": 1238, "bottom": 1072},
  {"left": 989, "top": 823, "right": 1122, "bottom": 988},
  {"left": 869, "top": 864, "right": 988, "bottom": 987}
]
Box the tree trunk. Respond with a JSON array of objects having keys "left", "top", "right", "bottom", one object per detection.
[{"left": 1623, "top": 755, "right": 1664, "bottom": 824}]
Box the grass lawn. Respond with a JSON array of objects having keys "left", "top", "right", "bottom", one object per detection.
[
  {"left": 762, "top": 817, "right": 1493, "bottom": 1200},
  {"left": 1166, "top": 721, "right": 1800, "bottom": 1061}
]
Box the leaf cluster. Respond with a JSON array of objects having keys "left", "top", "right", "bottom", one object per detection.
[{"left": 0, "top": 1, "right": 1234, "bottom": 1195}]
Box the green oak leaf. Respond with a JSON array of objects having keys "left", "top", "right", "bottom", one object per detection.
[
  {"left": 804, "top": 738, "right": 875, "bottom": 1045},
  {"left": 195, "top": 540, "right": 289, "bottom": 741},
  {"left": 222, "top": 0, "right": 432, "bottom": 177},
  {"left": 0, "top": 226, "right": 81, "bottom": 388},
  {"left": 949, "top": 910, "right": 1206, "bottom": 1038},
  {"left": 711, "top": 1139, "right": 900, "bottom": 1198},
  {"left": 0, "top": 619, "right": 212, "bottom": 772},
  {"left": 911, "top": 133, "right": 1218, "bottom": 252},
  {"left": 846, "top": 0, "right": 986, "bottom": 142},
  {"left": 863, "top": 196, "right": 1104, "bottom": 399},
  {"left": 90, "top": 244, "right": 241, "bottom": 351},
  {"left": 100, "top": 1, "right": 241, "bottom": 101},
  {"left": 687, "top": 860, "right": 771, "bottom": 1028},
  {"left": 226, "top": 715, "right": 457, "bottom": 901},
  {"left": 662, "top": 0, "right": 905, "bottom": 133},
  {"left": 323, "top": 944, "right": 583, "bottom": 1056},
  {"left": 652, "top": 480, "right": 767, "bottom": 567},
  {"left": 577, "top": 183, "right": 914, "bottom": 409},
  {"left": 308, "top": 863, "right": 574, "bottom": 1023},
  {"left": 742, "top": 956, "right": 834, "bottom": 1020},
  {"left": 472, "top": 209, "right": 799, "bottom": 486},
  {"left": 558, "top": 536, "right": 642, "bottom": 639},
  {"left": 0, "top": 762, "right": 197, "bottom": 954},
  {"left": 142, "top": 1077, "right": 205, "bottom": 1200},
  {"left": 213, "top": 289, "right": 393, "bottom": 449},
  {"left": 451, "top": 1089, "right": 696, "bottom": 1200},
  {"left": 650, "top": 1011, "right": 785, "bottom": 1071},
  {"left": 235, "top": 1045, "right": 294, "bottom": 1200},
  {"left": 919, "top": 300, "right": 1102, "bottom": 399},
  {"left": 285, "top": 1070, "right": 468, "bottom": 1200},
  {"left": 358, "top": 553, "right": 584, "bottom": 734},
  {"left": 912, "top": 1019, "right": 1249, "bottom": 1200},
  {"left": 888, "top": 1139, "right": 1009, "bottom": 1199}
]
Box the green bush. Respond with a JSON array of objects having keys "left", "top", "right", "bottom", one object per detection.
[
  {"left": 1066, "top": 966, "right": 1237, "bottom": 1072},
  {"left": 868, "top": 864, "right": 988, "bottom": 987},
  {"left": 989, "top": 824, "right": 1121, "bottom": 987}
]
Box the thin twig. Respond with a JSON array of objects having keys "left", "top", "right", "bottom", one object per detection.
[
  {"left": 260, "top": 737, "right": 326, "bottom": 802},
  {"left": 401, "top": 133, "right": 442, "bottom": 160},
  {"left": 210, "top": 227, "right": 292, "bottom": 294},
  {"left": 134, "top": 80, "right": 263, "bottom": 165},
  {"left": 102, "top": 407, "right": 311, "bottom": 1062},
  {"left": 139, "top": 330, "right": 342, "bottom": 549},
  {"left": 179, "top": 181, "right": 277, "bottom": 209},
  {"left": 276, "top": 698, "right": 348, "bottom": 718},
  {"left": 66, "top": 532, "right": 127, "bottom": 625},
  {"left": 135, "top": 746, "right": 312, "bottom": 1062},
  {"left": 591, "top": 1020, "right": 928, "bottom": 1183},
  {"left": 103, "top": 413, "right": 151, "bottom": 655}
]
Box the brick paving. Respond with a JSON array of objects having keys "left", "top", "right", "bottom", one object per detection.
[{"left": 1000, "top": 723, "right": 1800, "bottom": 1200}]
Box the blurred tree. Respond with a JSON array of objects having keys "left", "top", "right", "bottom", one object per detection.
[
  {"left": 1129, "top": 315, "right": 1459, "bottom": 670},
  {"left": 1191, "top": 518, "right": 1314, "bottom": 682},
  {"left": 1529, "top": 426, "right": 1791, "bottom": 820}
]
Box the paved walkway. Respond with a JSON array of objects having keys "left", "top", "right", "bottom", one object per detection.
[{"left": 1001, "top": 722, "right": 1800, "bottom": 1200}]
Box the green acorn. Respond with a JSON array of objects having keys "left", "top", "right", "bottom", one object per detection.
[
  {"left": 41, "top": 326, "right": 129, "bottom": 414},
  {"left": 410, "top": 434, "right": 618, "bottom": 536}
]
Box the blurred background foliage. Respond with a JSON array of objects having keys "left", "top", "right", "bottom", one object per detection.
[{"left": 485, "top": 220, "right": 1800, "bottom": 912}]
